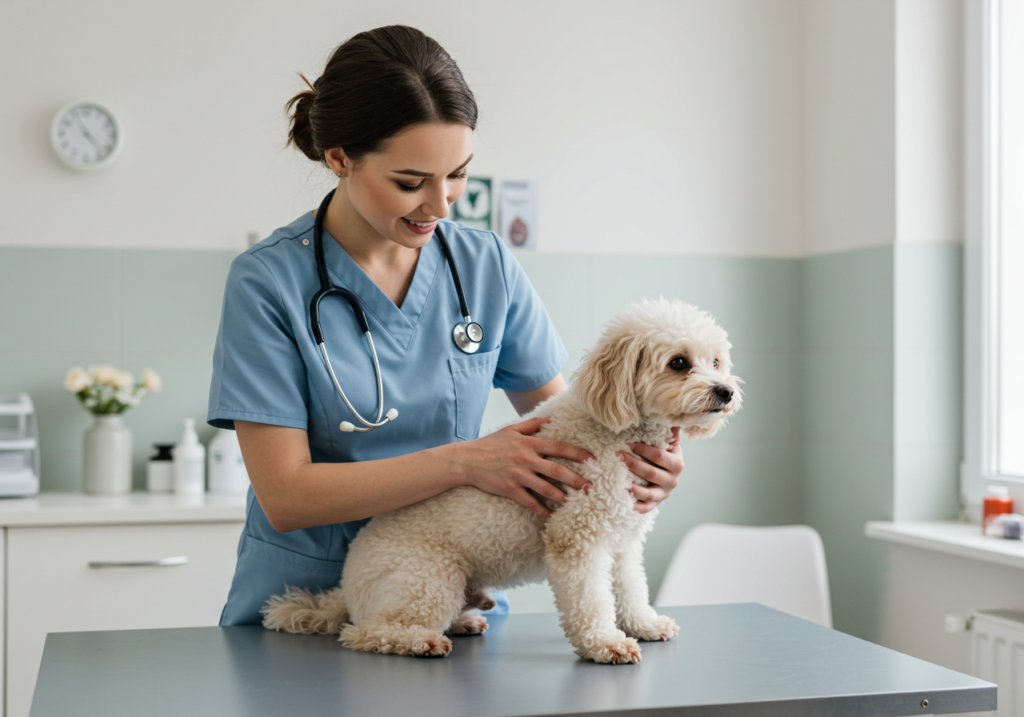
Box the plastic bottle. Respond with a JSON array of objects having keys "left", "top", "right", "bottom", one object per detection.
[
  {"left": 983, "top": 485, "right": 1013, "bottom": 533},
  {"left": 147, "top": 444, "right": 175, "bottom": 493},
  {"left": 207, "top": 429, "right": 250, "bottom": 495},
  {"left": 173, "top": 418, "right": 206, "bottom": 495}
]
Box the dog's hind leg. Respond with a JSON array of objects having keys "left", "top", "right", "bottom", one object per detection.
[
  {"left": 261, "top": 585, "right": 349, "bottom": 635},
  {"left": 339, "top": 559, "right": 468, "bottom": 657},
  {"left": 447, "top": 584, "right": 492, "bottom": 636},
  {"left": 341, "top": 618, "right": 456, "bottom": 656},
  {"left": 612, "top": 538, "right": 678, "bottom": 642},
  {"left": 462, "top": 584, "right": 496, "bottom": 612},
  {"left": 446, "top": 610, "right": 489, "bottom": 636}
]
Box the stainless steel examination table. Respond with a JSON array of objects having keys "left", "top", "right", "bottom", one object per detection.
[{"left": 29, "top": 603, "right": 995, "bottom": 716}]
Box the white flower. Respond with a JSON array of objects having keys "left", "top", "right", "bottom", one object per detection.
[
  {"left": 64, "top": 367, "right": 91, "bottom": 393},
  {"left": 91, "top": 365, "right": 118, "bottom": 384},
  {"left": 114, "top": 371, "right": 134, "bottom": 390},
  {"left": 141, "top": 369, "right": 162, "bottom": 392}
]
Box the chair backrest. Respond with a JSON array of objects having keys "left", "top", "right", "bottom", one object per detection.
[{"left": 654, "top": 523, "right": 832, "bottom": 628}]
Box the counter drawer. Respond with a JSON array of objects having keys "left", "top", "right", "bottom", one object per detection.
[{"left": 7, "top": 521, "right": 243, "bottom": 717}]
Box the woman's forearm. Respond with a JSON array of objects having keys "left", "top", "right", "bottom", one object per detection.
[
  {"left": 236, "top": 372, "right": 587, "bottom": 531},
  {"left": 274, "top": 449, "right": 466, "bottom": 532},
  {"left": 236, "top": 421, "right": 466, "bottom": 532}
]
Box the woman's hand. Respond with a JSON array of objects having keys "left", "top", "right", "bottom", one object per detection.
[
  {"left": 617, "top": 427, "right": 684, "bottom": 514},
  {"left": 448, "top": 416, "right": 595, "bottom": 520}
]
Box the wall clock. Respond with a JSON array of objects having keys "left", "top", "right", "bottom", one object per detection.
[{"left": 50, "top": 101, "right": 123, "bottom": 171}]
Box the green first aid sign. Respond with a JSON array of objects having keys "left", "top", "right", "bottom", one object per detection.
[{"left": 452, "top": 177, "right": 492, "bottom": 231}]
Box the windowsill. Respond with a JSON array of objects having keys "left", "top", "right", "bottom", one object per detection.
[{"left": 865, "top": 520, "right": 1024, "bottom": 570}]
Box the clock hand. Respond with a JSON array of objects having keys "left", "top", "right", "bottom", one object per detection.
[{"left": 73, "top": 114, "right": 106, "bottom": 153}]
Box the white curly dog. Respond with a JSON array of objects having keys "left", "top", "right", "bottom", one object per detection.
[{"left": 262, "top": 298, "right": 742, "bottom": 664}]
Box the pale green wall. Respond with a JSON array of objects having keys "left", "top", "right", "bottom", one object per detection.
[
  {"left": 0, "top": 243, "right": 961, "bottom": 635},
  {"left": 892, "top": 243, "right": 962, "bottom": 522},
  {"left": 0, "top": 248, "right": 236, "bottom": 491},
  {"left": 799, "top": 243, "right": 962, "bottom": 641},
  {"left": 800, "top": 246, "right": 895, "bottom": 642}
]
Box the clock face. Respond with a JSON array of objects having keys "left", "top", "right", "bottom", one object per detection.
[{"left": 50, "top": 102, "right": 122, "bottom": 170}]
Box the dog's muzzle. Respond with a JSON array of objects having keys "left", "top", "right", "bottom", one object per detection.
[{"left": 708, "top": 384, "right": 734, "bottom": 413}]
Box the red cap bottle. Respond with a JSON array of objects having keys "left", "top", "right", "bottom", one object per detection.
[{"left": 983, "top": 486, "right": 1013, "bottom": 533}]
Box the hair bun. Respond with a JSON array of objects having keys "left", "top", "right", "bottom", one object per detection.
[{"left": 285, "top": 74, "right": 321, "bottom": 162}]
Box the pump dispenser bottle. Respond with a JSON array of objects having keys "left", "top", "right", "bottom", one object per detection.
[
  {"left": 173, "top": 418, "right": 206, "bottom": 495},
  {"left": 208, "top": 428, "right": 250, "bottom": 495}
]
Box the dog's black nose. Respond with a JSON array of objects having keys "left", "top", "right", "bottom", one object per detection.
[{"left": 713, "top": 385, "right": 733, "bottom": 403}]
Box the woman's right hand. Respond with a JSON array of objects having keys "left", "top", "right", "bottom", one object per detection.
[{"left": 446, "top": 417, "right": 595, "bottom": 520}]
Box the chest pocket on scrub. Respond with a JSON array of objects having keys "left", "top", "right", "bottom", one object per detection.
[{"left": 449, "top": 347, "right": 501, "bottom": 440}]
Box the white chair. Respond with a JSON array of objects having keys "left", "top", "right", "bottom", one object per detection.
[{"left": 654, "top": 523, "right": 833, "bottom": 628}]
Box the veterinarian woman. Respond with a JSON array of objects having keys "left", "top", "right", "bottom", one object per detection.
[{"left": 208, "top": 25, "right": 684, "bottom": 626}]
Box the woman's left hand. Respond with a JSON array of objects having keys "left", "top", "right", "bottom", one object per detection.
[{"left": 616, "top": 427, "right": 684, "bottom": 514}]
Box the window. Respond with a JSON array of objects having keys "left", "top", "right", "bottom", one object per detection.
[{"left": 965, "top": 0, "right": 1024, "bottom": 513}]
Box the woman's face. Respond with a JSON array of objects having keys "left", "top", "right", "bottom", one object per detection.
[{"left": 331, "top": 122, "right": 473, "bottom": 250}]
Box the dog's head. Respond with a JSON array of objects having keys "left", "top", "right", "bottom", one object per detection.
[{"left": 571, "top": 298, "right": 743, "bottom": 438}]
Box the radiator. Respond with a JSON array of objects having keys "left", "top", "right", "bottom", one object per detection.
[{"left": 971, "top": 609, "right": 1024, "bottom": 716}]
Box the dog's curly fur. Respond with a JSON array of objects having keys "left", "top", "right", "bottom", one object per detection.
[{"left": 262, "top": 298, "right": 742, "bottom": 664}]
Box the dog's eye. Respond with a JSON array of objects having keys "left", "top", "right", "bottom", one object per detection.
[
  {"left": 714, "top": 359, "right": 719, "bottom": 369},
  {"left": 669, "top": 356, "right": 690, "bottom": 372}
]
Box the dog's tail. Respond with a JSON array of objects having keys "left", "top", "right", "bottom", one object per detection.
[{"left": 261, "top": 585, "right": 349, "bottom": 635}]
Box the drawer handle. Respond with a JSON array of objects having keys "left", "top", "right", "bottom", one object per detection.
[{"left": 88, "top": 556, "right": 188, "bottom": 568}]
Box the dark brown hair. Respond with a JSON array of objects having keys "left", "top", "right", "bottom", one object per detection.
[{"left": 286, "top": 25, "right": 477, "bottom": 165}]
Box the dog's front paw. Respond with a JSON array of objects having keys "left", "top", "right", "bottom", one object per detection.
[
  {"left": 447, "top": 613, "right": 489, "bottom": 636},
  {"left": 577, "top": 635, "right": 642, "bottom": 664},
  {"left": 623, "top": 614, "right": 679, "bottom": 642}
]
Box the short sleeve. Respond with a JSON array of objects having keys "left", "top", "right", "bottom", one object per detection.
[
  {"left": 491, "top": 238, "right": 568, "bottom": 392},
  {"left": 207, "top": 252, "right": 310, "bottom": 431}
]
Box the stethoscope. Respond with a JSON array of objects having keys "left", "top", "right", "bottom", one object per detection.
[{"left": 310, "top": 189, "right": 484, "bottom": 433}]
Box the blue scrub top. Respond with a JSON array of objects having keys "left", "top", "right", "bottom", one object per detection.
[{"left": 208, "top": 211, "right": 567, "bottom": 625}]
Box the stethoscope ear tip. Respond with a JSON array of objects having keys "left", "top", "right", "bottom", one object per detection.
[
  {"left": 385, "top": 408, "right": 398, "bottom": 420},
  {"left": 339, "top": 421, "right": 356, "bottom": 432}
]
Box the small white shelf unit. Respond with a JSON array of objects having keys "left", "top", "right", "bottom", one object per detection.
[{"left": 0, "top": 394, "right": 40, "bottom": 497}]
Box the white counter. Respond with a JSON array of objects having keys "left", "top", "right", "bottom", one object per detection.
[{"left": 0, "top": 491, "right": 247, "bottom": 528}]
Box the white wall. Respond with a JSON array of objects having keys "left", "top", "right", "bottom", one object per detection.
[
  {"left": 800, "top": 0, "right": 964, "bottom": 257},
  {"left": 879, "top": 544, "right": 1024, "bottom": 675},
  {"left": 0, "top": 0, "right": 803, "bottom": 257},
  {"left": 801, "top": 0, "right": 897, "bottom": 256},
  {"left": 896, "top": 0, "right": 964, "bottom": 245}
]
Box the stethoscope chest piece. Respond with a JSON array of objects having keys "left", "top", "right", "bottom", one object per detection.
[{"left": 453, "top": 320, "right": 484, "bottom": 354}]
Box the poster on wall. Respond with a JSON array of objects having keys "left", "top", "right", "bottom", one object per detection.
[
  {"left": 452, "top": 177, "right": 492, "bottom": 231},
  {"left": 499, "top": 180, "right": 536, "bottom": 250}
]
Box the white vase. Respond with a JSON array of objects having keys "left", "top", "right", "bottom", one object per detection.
[{"left": 83, "top": 415, "right": 133, "bottom": 494}]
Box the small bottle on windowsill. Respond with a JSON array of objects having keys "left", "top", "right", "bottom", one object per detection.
[{"left": 983, "top": 485, "right": 1013, "bottom": 534}]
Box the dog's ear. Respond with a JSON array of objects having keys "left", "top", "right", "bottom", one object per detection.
[{"left": 573, "top": 333, "right": 644, "bottom": 432}]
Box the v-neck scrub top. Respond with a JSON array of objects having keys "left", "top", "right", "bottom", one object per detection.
[{"left": 208, "top": 212, "right": 567, "bottom": 625}]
